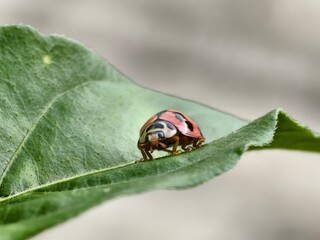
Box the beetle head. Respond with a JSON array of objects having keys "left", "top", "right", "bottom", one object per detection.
[{"left": 147, "top": 131, "right": 165, "bottom": 150}]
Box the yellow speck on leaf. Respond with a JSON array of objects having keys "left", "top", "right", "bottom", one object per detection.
[{"left": 43, "top": 55, "right": 52, "bottom": 65}]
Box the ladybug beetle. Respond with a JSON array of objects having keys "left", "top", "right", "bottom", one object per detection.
[{"left": 137, "top": 110, "right": 205, "bottom": 162}]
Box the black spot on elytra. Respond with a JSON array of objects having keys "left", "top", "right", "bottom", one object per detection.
[
  {"left": 164, "top": 121, "right": 175, "bottom": 130},
  {"left": 174, "top": 112, "right": 186, "bottom": 122},
  {"left": 157, "top": 110, "right": 168, "bottom": 118},
  {"left": 186, "top": 121, "right": 194, "bottom": 131},
  {"left": 146, "top": 122, "right": 164, "bottom": 132},
  {"left": 173, "top": 112, "right": 194, "bottom": 131}
]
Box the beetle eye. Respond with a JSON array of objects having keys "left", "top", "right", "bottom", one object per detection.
[{"left": 157, "top": 131, "right": 165, "bottom": 139}]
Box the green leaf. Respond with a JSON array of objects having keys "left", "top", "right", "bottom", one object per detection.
[{"left": 0, "top": 25, "right": 319, "bottom": 240}]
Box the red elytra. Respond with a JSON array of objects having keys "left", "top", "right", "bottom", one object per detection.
[
  {"left": 140, "top": 109, "right": 203, "bottom": 138},
  {"left": 137, "top": 110, "right": 205, "bottom": 162}
]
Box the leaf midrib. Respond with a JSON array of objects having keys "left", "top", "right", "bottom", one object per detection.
[
  {"left": 0, "top": 81, "right": 94, "bottom": 193},
  {"left": 0, "top": 160, "right": 135, "bottom": 203},
  {"left": 0, "top": 150, "right": 213, "bottom": 204}
]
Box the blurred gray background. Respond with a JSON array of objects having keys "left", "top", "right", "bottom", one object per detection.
[{"left": 1, "top": 1, "right": 319, "bottom": 239}]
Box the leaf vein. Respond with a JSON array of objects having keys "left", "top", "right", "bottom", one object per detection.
[{"left": 0, "top": 81, "right": 91, "bottom": 191}]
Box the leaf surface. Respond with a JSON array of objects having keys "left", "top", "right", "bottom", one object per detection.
[{"left": 0, "top": 26, "right": 319, "bottom": 240}]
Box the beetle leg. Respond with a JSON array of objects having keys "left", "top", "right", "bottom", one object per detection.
[
  {"left": 136, "top": 149, "right": 153, "bottom": 163},
  {"left": 140, "top": 149, "right": 148, "bottom": 161},
  {"left": 193, "top": 137, "right": 205, "bottom": 148},
  {"left": 145, "top": 150, "right": 153, "bottom": 160},
  {"left": 158, "top": 142, "right": 167, "bottom": 149},
  {"left": 181, "top": 136, "right": 193, "bottom": 151},
  {"left": 170, "top": 135, "right": 181, "bottom": 154}
]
